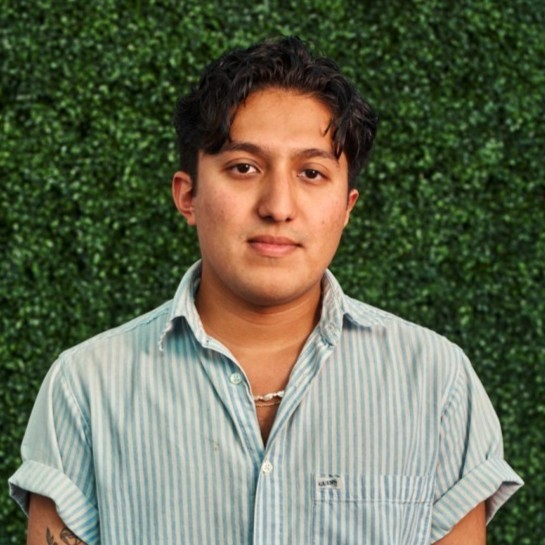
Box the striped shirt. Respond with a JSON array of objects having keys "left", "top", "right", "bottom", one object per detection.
[{"left": 9, "top": 261, "right": 522, "bottom": 544}]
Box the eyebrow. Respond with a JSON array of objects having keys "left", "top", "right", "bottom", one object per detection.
[{"left": 219, "top": 140, "right": 339, "bottom": 163}]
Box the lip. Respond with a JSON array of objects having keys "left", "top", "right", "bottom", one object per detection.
[{"left": 247, "top": 235, "right": 301, "bottom": 257}]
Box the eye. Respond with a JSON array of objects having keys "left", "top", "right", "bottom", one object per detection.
[
  {"left": 300, "top": 168, "right": 325, "bottom": 181},
  {"left": 229, "top": 163, "right": 258, "bottom": 175}
]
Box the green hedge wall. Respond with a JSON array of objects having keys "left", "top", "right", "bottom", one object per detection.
[{"left": 1, "top": 1, "right": 543, "bottom": 543}]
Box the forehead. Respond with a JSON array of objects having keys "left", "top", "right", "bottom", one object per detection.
[{"left": 228, "top": 88, "right": 336, "bottom": 151}]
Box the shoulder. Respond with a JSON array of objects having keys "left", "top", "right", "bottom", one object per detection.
[
  {"left": 343, "top": 295, "right": 469, "bottom": 393},
  {"left": 345, "top": 294, "right": 463, "bottom": 351},
  {"left": 54, "top": 299, "right": 173, "bottom": 377},
  {"left": 37, "top": 300, "right": 176, "bottom": 419}
]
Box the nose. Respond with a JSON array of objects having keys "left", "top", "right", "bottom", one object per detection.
[{"left": 257, "top": 170, "right": 296, "bottom": 222}]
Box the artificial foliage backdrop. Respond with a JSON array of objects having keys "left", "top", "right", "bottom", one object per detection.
[{"left": 1, "top": 0, "right": 544, "bottom": 543}]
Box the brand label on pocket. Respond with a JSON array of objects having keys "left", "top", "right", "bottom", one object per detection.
[{"left": 317, "top": 476, "right": 342, "bottom": 490}]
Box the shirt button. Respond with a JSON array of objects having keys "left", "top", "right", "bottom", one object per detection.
[
  {"left": 262, "top": 460, "right": 273, "bottom": 474},
  {"left": 230, "top": 372, "right": 243, "bottom": 385}
]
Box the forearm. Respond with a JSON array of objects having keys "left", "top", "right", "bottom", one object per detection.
[
  {"left": 27, "top": 494, "right": 86, "bottom": 545},
  {"left": 433, "top": 502, "right": 486, "bottom": 545}
]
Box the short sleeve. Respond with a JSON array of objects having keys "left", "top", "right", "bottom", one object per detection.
[
  {"left": 431, "top": 353, "right": 523, "bottom": 542},
  {"left": 8, "top": 358, "right": 100, "bottom": 545}
]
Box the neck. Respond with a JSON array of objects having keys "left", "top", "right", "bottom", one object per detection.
[{"left": 195, "top": 278, "right": 322, "bottom": 356}]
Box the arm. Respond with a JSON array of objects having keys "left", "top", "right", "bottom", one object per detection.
[
  {"left": 27, "top": 494, "right": 86, "bottom": 545},
  {"left": 433, "top": 502, "right": 486, "bottom": 545}
]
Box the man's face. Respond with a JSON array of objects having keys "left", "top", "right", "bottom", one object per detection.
[{"left": 173, "top": 87, "right": 358, "bottom": 309}]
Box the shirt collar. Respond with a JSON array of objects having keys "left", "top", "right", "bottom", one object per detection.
[
  {"left": 318, "top": 269, "right": 385, "bottom": 345},
  {"left": 158, "top": 261, "right": 205, "bottom": 351},
  {"left": 159, "top": 261, "right": 384, "bottom": 351}
]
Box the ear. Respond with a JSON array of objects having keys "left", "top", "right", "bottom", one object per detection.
[
  {"left": 344, "top": 189, "right": 359, "bottom": 227},
  {"left": 172, "top": 171, "right": 196, "bottom": 226}
]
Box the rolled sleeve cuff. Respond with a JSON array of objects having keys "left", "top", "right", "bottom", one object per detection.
[
  {"left": 431, "top": 457, "right": 524, "bottom": 543},
  {"left": 9, "top": 460, "right": 100, "bottom": 545}
]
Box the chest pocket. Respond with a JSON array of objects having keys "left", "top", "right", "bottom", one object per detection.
[{"left": 311, "top": 474, "right": 433, "bottom": 545}]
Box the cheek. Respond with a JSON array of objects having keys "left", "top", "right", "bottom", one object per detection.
[
  {"left": 319, "top": 200, "right": 350, "bottom": 228},
  {"left": 197, "top": 191, "right": 234, "bottom": 227},
  {"left": 314, "top": 202, "right": 351, "bottom": 247}
]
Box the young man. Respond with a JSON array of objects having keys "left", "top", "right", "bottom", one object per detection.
[{"left": 11, "top": 37, "right": 522, "bottom": 545}]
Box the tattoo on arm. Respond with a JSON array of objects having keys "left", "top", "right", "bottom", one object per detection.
[
  {"left": 45, "top": 528, "right": 83, "bottom": 545},
  {"left": 46, "top": 529, "right": 58, "bottom": 545},
  {"left": 60, "top": 528, "right": 83, "bottom": 544}
]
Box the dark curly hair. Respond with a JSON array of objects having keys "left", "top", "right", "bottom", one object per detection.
[{"left": 173, "top": 36, "right": 378, "bottom": 188}]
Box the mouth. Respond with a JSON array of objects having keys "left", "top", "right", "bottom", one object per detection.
[{"left": 247, "top": 235, "right": 301, "bottom": 257}]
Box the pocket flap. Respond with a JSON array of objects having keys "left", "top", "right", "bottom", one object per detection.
[{"left": 314, "top": 474, "right": 433, "bottom": 504}]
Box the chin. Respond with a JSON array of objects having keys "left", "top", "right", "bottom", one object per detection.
[{"left": 236, "top": 278, "right": 319, "bottom": 308}]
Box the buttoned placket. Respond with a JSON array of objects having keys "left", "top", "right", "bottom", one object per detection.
[
  {"left": 190, "top": 323, "right": 338, "bottom": 545},
  {"left": 251, "top": 331, "right": 337, "bottom": 545},
  {"left": 196, "top": 337, "right": 264, "bottom": 465}
]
